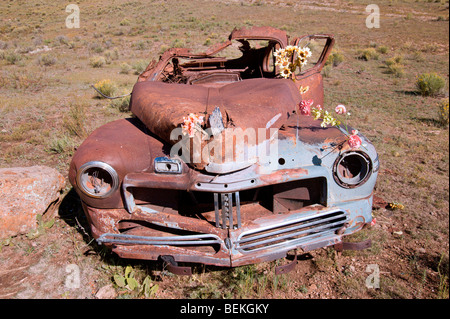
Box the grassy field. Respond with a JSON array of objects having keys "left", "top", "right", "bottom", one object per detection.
[{"left": 0, "top": 0, "right": 448, "bottom": 299}]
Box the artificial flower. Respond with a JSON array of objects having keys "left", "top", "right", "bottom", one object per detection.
[
  {"left": 296, "top": 46, "right": 312, "bottom": 58},
  {"left": 274, "top": 45, "right": 312, "bottom": 80},
  {"left": 298, "top": 99, "right": 314, "bottom": 116},
  {"left": 181, "top": 113, "right": 204, "bottom": 137},
  {"left": 280, "top": 67, "right": 292, "bottom": 78},
  {"left": 335, "top": 104, "right": 347, "bottom": 115},
  {"left": 275, "top": 56, "right": 290, "bottom": 68},
  {"left": 299, "top": 85, "right": 309, "bottom": 95},
  {"left": 347, "top": 130, "right": 362, "bottom": 148}
]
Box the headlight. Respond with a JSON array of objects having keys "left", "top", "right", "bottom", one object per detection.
[
  {"left": 332, "top": 151, "right": 372, "bottom": 188},
  {"left": 76, "top": 161, "right": 119, "bottom": 198}
]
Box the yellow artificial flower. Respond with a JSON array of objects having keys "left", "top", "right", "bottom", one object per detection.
[
  {"left": 280, "top": 67, "right": 292, "bottom": 78},
  {"left": 299, "top": 86, "right": 309, "bottom": 94}
]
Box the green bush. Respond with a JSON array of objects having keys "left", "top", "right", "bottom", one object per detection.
[
  {"left": 416, "top": 72, "right": 446, "bottom": 96},
  {"left": 120, "top": 18, "right": 131, "bottom": 26},
  {"left": 386, "top": 63, "right": 405, "bottom": 78},
  {"left": 132, "top": 60, "right": 148, "bottom": 75},
  {"left": 104, "top": 49, "right": 119, "bottom": 63},
  {"left": 94, "top": 79, "right": 117, "bottom": 98},
  {"left": 322, "top": 65, "right": 332, "bottom": 78},
  {"left": 326, "top": 51, "right": 345, "bottom": 67},
  {"left": 437, "top": 98, "right": 449, "bottom": 127},
  {"left": 377, "top": 46, "right": 389, "bottom": 54},
  {"left": 37, "top": 53, "right": 56, "bottom": 66},
  {"left": 120, "top": 62, "right": 132, "bottom": 74},
  {"left": 47, "top": 135, "right": 74, "bottom": 155},
  {"left": 5, "top": 51, "right": 23, "bottom": 65},
  {"left": 158, "top": 44, "right": 169, "bottom": 55},
  {"left": 385, "top": 55, "right": 403, "bottom": 66},
  {"left": 63, "top": 103, "right": 87, "bottom": 137},
  {"left": 358, "top": 48, "right": 379, "bottom": 61},
  {"left": 110, "top": 92, "right": 131, "bottom": 112},
  {"left": 89, "top": 56, "right": 106, "bottom": 68}
]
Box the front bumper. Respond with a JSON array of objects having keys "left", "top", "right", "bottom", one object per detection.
[{"left": 83, "top": 194, "right": 373, "bottom": 267}]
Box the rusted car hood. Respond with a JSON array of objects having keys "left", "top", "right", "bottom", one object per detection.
[
  {"left": 130, "top": 77, "right": 346, "bottom": 140},
  {"left": 130, "top": 78, "right": 299, "bottom": 143}
]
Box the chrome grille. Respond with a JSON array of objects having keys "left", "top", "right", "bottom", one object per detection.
[
  {"left": 235, "top": 210, "right": 348, "bottom": 252},
  {"left": 214, "top": 192, "right": 241, "bottom": 229}
]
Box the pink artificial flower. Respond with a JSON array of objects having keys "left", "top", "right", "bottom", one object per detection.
[
  {"left": 335, "top": 104, "right": 347, "bottom": 115},
  {"left": 181, "top": 113, "right": 204, "bottom": 137},
  {"left": 298, "top": 99, "right": 314, "bottom": 116},
  {"left": 370, "top": 218, "right": 377, "bottom": 227},
  {"left": 348, "top": 130, "right": 362, "bottom": 148}
]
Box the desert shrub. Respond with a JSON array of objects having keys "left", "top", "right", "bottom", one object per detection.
[
  {"left": 377, "top": 46, "right": 389, "bottom": 54},
  {"left": 384, "top": 55, "right": 405, "bottom": 77},
  {"left": 63, "top": 103, "right": 87, "bottom": 137},
  {"left": 120, "top": 18, "right": 131, "bottom": 26},
  {"left": 110, "top": 91, "right": 131, "bottom": 112},
  {"left": 386, "top": 63, "right": 405, "bottom": 78},
  {"left": 204, "top": 38, "right": 212, "bottom": 46},
  {"left": 171, "top": 39, "right": 185, "bottom": 48},
  {"left": 94, "top": 79, "right": 117, "bottom": 98},
  {"left": 416, "top": 72, "right": 446, "bottom": 96},
  {"left": 358, "top": 48, "right": 378, "bottom": 61},
  {"left": 159, "top": 44, "right": 169, "bottom": 55},
  {"left": 326, "top": 51, "right": 345, "bottom": 67},
  {"left": 120, "top": 62, "right": 132, "bottom": 74},
  {"left": 89, "top": 56, "right": 106, "bottom": 68},
  {"left": 134, "top": 40, "right": 146, "bottom": 50},
  {"left": 322, "top": 65, "right": 332, "bottom": 78},
  {"left": 331, "top": 52, "right": 344, "bottom": 66},
  {"left": 385, "top": 55, "right": 403, "bottom": 66},
  {"left": 412, "top": 51, "right": 425, "bottom": 62},
  {"left": 47, "top": 135, "right": 74, "bottom": 155},
  {"left": 37, "top": 53, "right": 56, "bottom": 66},
  {"left": 132, "top": 60, "right": 148, "bottom": 75},
  {"left": 55, "top": 35, "right": 69, "bottom": 45},
  {"left": 104, "top": 49, "right": 119, "bottom": 63},
  {"left": 421, "top": 43, "right": 439, "bottom": 53},
  {"left": 0, "top": 71, "right": 45, "bottom": 91},
  {"left": 437, "top": 98, "right": 449, "bottom": 127},
  {"left": 5, "top": 51, "right": 23, "bottom": 65},
  {"left": 358, "top": 48, "right": 379, "bottom": 61},
  {"left": 88, "top": 42, "right": 104, "bottom": 53}
]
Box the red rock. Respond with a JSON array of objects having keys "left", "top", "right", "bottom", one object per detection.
[{"left": 0, "top": 166, "right": 65, "bottom": 239}]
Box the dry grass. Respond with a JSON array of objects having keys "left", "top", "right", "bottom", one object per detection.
[{"left": 0, "top": 0, "right": 448, "bottom": 300}]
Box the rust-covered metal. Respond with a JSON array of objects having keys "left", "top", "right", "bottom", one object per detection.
[{"left": 69, "top": 26, "right": 379, "bottom": 270}]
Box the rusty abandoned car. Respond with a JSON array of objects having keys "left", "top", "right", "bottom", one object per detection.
[{"left": 69, "top": 26, "right": 379, "bottom": 274}]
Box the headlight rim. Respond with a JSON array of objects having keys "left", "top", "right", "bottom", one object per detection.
[
  {"left": 332, "top": 150, "right": 373, "bottom": 189},
  {"left": 76, "top": 161, "right": 119, "bottom": 199}
]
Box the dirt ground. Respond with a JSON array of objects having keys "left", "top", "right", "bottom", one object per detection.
[{"left": 0, "top": 0, "right": 448, "bottom": 300}]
